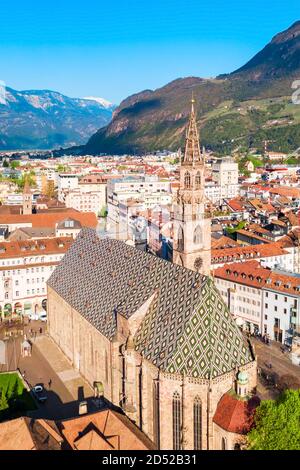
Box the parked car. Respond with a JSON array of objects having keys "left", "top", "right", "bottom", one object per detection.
[
  {"left": 32, "top": 384, "right": 47, "bottom": 403},
  {"left": 39, "top": 313, "right": 47, "bottom": 322}
]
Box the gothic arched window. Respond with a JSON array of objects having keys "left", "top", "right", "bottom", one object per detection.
[
  {"left": 221, "top": 437, "right": 227, "bottom": 450},
  {"left": 153, "top": 381, "right": 160, "bottom": 448},
  {"left": 172, "top": 391, "right": 182, "bottom": 450},
  {"left": 193, "top": 225, "right": 202, "bottom": 244},
  {"left": 178, "top": 226, "right": 184, "bottom": 252},
  {"left": 195, "top": 171, "right": 201, "bottom": 189},
  {"left": 184, "top": 171, "right": 191, "bottom": 189},
  {"left": 193, "top": 396, "right": 202, "bottom": 450}
]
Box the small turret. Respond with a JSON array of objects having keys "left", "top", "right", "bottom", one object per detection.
[{"left": 236, "top": 371, "right": 249, "bottom": 397}]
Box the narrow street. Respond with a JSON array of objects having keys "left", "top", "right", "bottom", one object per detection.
[{"left": 251, "top": 337, "right": 300, "bottom": 400}]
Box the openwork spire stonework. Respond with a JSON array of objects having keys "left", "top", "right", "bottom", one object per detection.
[{"left": 183, "top": 97, "right": 203, "bottom": 165}]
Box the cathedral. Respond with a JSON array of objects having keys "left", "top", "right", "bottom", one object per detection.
[
  {"left": 46, "top": 101, "right": 258, "bottom": 450},
  {"left": 47, "top": 240, "right": 257, "bottom": 450},
  {"left": 173, "top": 97, "right": 211, "bottom": 276}
]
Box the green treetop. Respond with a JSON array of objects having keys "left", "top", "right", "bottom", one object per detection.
[{"left": 247, "top": 389, "right": 300, "bottom": 450}]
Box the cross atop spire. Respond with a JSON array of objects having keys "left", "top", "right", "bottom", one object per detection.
[{"left": 183, "top": 95, "right": 202, "bottom": 165}]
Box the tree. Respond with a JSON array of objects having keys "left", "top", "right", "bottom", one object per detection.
[
  {"left": 15, "top": 174, "right": 36, "bottom": 191},
  {"left": 45, "top": 180, "right": 55, "bottom": 198},
  {"left": 247, "top": 389, "right": 300, "bottom": 450},
  {"left": 2, "top": 159, "right": 9, "bottom": 168},
  {"left": 10, "top": 160, "right": 20, "bottom": 169},
  {"left": 0, "top": 388, "right": 8, "bottom": 412}
]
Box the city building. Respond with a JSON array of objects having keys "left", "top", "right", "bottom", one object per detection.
[
  {"left": 0, "top": 237, "right": 73, "bottom": 318},
  {"left": 47, "top": 227, "right": 257, "bottom": 451},
  {"left": 204, "top": 157, "right": 239, "bottom": 204},
  {"left": 107, "top": 176, "right": 171, "bottom": 224},
  {"left": 63, "top": 175, "right": 107, "bottom": 216},
  {"left": 214, "top": 260, "right": 300, "bottom": 344},
  {"left": 172, "top": 98, "right": 211, "bottom": 276}
]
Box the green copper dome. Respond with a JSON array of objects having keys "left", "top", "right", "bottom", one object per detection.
[{"left": 237, "top": 371, "right": 248, "bottom": 385}]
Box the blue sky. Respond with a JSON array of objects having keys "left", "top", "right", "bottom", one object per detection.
[{"left": 0, "top": 0, "right": 299, "bottom": 103}]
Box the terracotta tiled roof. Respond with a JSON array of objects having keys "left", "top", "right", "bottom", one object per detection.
[
  {"left": 213, "top": 393, "right": 260, "bottom": 434},
  {"left": 211, "top": 236, "right": 239, "bottom": 250},
  {"left": 247, "top": 223, "right": 271, "bottom": 235},
  {"left": 225, "top": 198, "right": 245, "bottom": 212},
  {"left": 248, "top": 198, "right": 275, "bottom": 213},
  {"left": 0, "top": 209, "right": 97, "bottom": 229},
  {"left": 0, "top": 237, "right": 73, "bottom": 259},
  {"left": 286, "top": 211, "right": 299, "bottom": 227},
  {"left": 211, "top": 243, "right": 287, "bottom": 263},
  {"left": 214, "top": 261, "right": 271, "bottom": 289},
  {"left": 0, "top": 417, "right": 63, "bottom": 450},
  {"left": 271, "top": 218, "right": 287, "bottom": 227},
  {"left": 214, "top": 260, "right": 300, "bottom": 295},
  {"left": 236, "top": 229, "right": 272, "bottom": 243},
  {"left": 269, "top": 187, "right": 300, "bottom": 198},
  {"left": 60, "top": 409, "right": 155, "bottom": 450}
]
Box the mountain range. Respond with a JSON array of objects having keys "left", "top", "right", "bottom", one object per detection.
[
  {"left": 85, "top": 21, "right": 300, "bottom": 156},
  {"left": 0, "top": 88, "right": 115, "bottom": 150}
]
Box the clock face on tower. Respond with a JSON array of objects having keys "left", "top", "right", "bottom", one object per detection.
[{"left": 194, "top": 257, "right": 203, "bottom": 271}]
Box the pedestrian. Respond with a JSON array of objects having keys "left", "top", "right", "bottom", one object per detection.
[
  {"left": 48, "top": 379, "right": 52, "bottom": 389},
  {"left": 39, "top": 327, "right": 42, "bottom": 334}
]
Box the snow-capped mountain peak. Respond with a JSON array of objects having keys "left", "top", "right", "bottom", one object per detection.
[{"left": 83, "top": 96, "right": 114, "bottom": 109}]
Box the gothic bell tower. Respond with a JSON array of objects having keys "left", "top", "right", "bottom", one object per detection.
[
  {"left": 22, "top": 176, "right": 32, "bottom": 215},
  {"left": 172, "top": 96, "right": 211, "bottom": 276}
]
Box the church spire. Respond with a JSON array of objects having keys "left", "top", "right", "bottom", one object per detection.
[{"left": 183, "top": 95, "right": 202, "bottom": 165}]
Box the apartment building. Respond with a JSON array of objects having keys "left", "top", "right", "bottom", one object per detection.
[
  {"left": 107, "top": 176, "right": 171, "bottom": 223},
  {"left": 204, "top": 157, "right": 239, "bottom": 204},
  {"left": 57, "top": 174, "right": 79, "bottom": 202},
  {"left": 212, "top": 157, "right": 239, "bottom": 186},
  {"left": 214, "top": 260, "right": 300, "bottom": 344},
  {"left": 0, "top": 237, "right": 73, "bottom": 318},
  {"left": 211, "top": 243, "right": 294, "bottom": 272},
  {"left": 61, "top": 174, "right": 107, "bottom": 215}
]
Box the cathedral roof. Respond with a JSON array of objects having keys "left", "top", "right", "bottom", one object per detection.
[
  {"left": 213, "top": 393, "right": 260, "bottom": 434},
  {"left": 48, "top": 227, "right": 254, "bottom": 379}
]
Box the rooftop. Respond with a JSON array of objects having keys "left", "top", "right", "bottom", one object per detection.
[
  {"left": 0, "top": 417, "right": 63, "bottom": 450},
  {"left": 59, "top": 409, "right": 155, "bottom": 450},
  {"left": 0, "top": 209, "right": 97, "bottom": 229},
  {"left": 48, "top": 228, "right": 254, "bottom": 379},
  {"left": 212, "top": 242, "right": 288, "bottom": 263},
  {"left": 214, "top": 260, "right": 300, "bottom": 295},
  {"left": 213, "top": 393, "right": 260, "bottom": 434},
  {"left": 0, "top": 237, "right": 73, "bottom": 259}
]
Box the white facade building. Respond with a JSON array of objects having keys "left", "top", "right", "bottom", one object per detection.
[
  {"left": 57, "top": 174, "right": 79, "bottom": 202},
  {"left": 212, "top": 157, "right": 239, "bottom": 186},
  {"left": 0, "top": 237, "right": 73, "bottom": 318},
  {"left": 107, "top": 177, "right": 172, "bottom": 223},
  {"left": 214, "top": 260, "right": 300, "bottom": 344}
]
